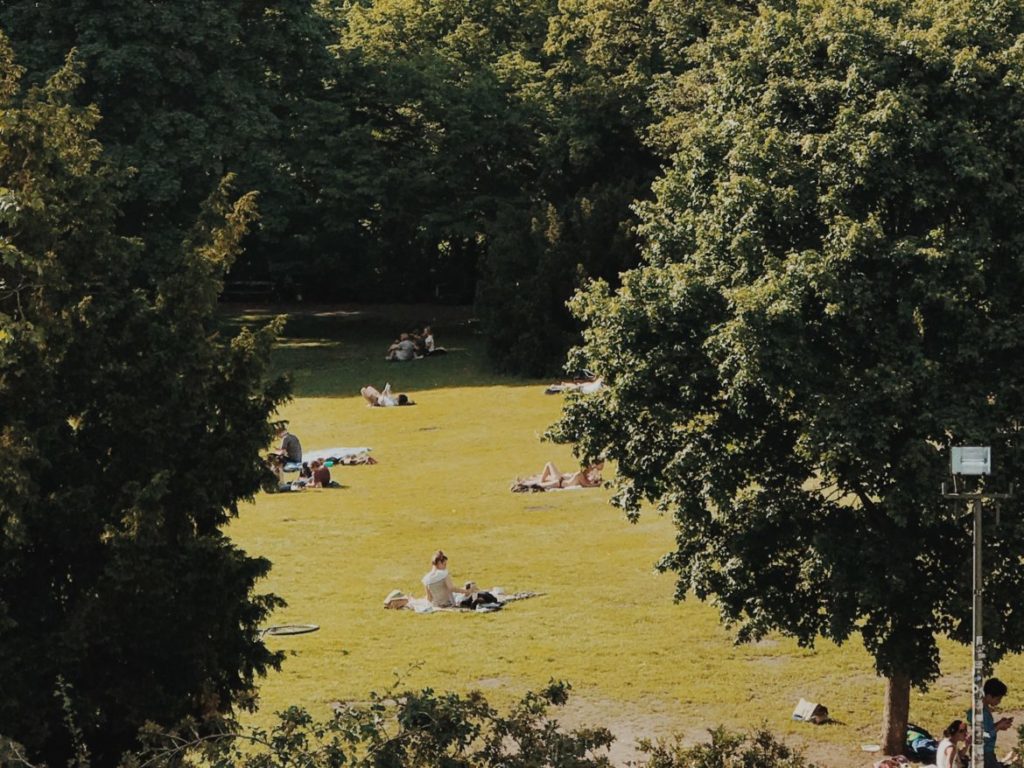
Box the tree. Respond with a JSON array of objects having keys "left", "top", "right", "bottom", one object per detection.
[
  {"left": 335, "top": 0, "right": 557, "bottom": 303},
  {"left": 0, "top": 0, "right": 345, "bottom": 287},
  {"left": 551, "top": 0, "right": 1024, "bottom": 754},
  {"left": 475, "top": 0, "right": 662, "bottom": 374},
  {"left": 0, "top": 38, "right": 288, "bottom": 767}
]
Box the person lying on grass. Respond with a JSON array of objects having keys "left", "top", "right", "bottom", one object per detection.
[
  {"left": 544, "top": 377, "right": 604, "bottom": 395},
  {"left": 361, "top": 383, "right": 415, "bottom": 407},
  {"left": 511, "top": 461, "right": 604, "bottom": 492}
]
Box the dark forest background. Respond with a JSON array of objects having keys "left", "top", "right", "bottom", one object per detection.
[{"left": 0, "top": 0, "right": 750, "bottom": 375}]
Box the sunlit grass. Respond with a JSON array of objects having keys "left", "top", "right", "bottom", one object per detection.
[{"left": 225, "top": 305, "right": 1023, "bottom": 766}]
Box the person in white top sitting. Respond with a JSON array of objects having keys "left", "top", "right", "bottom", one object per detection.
[
  {"left": 936, "top": 719, "right": 970, "bottom": 768},
  {"left": 421, "top": 325, "right": 447, "bottom": 356},
  {"left": 421, "top": 550, "right": 476, "bottom": 607}
]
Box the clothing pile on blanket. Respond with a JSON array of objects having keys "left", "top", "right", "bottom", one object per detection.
[{"left": 510, "top": 479, "right": 547, "bottom": 493}]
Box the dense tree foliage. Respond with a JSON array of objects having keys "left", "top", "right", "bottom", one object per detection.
[
  {"left": 0, "top": 0, "right": 743, "bottom": 374},
  {"left": 9, "top": 0, "right": 1024, "bottom": 758},
  {"left": 0, "top": 0, "right": 346, "bottom": 284},
  {"left": 552, "top": 0, "right": 1024, "bottom": 753},
  {"left": 473, "top": 0, "right": 662, "bottom": 374},
  {"left": 333, "top": 0, "right": 555, "bottom": 304},
  {"left": 0, "top": 38, "right": 287, "bottom": 767}
]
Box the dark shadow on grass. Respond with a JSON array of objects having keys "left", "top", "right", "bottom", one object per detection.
[{"left": 217, "top": 304, "right": 556, "bottom": 398}]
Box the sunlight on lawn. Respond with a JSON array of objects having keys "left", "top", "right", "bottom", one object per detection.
[{"left": 226, "top": 307, "right": 1024, "bottom": 767}]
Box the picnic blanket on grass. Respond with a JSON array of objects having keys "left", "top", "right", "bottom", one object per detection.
[
  {"left": 511, "top": 481, "right": 591, "bottom": 493},
  {"left": 389, "top": 591, "right": 543, "bottom": 614},
  {"left": 284, "top": 447, "right": 374, "bottom": 472}
]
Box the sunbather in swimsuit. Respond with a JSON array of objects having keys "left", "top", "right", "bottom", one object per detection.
[{"left": 512, "top": 461, "right": 604, "bottom": 491}]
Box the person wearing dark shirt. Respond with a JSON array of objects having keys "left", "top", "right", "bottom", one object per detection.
[
  {"left": 311, "top": 459, "right": 331, "bottom": 488},
  {"left": 271, "top": 426, "right": 302, "bottom": 465},
  {"left": 968, "top": 678, "right": 1016, "bottom": 768}
]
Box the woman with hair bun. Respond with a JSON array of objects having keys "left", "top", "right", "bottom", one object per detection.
[{"left": 421, "top": 550, "right": 476, "bottom": 607}]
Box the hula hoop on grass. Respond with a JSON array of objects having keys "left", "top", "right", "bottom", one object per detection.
[{"left": 260, "top": 624, "right": 320, "bottom": 638}]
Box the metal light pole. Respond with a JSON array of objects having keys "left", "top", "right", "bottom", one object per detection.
[{"left": 942, "top": 447, "right": 1013, "bottom": 768}]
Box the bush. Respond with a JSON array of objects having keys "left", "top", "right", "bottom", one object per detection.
[
  {"left": 128, "top": 679, "right": 615, "bottom": 768},
  {"left": 636, "top": 726, "right": 816, "bottom": 768}
]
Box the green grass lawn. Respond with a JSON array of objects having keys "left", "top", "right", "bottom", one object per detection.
[{"left": 225, "top": 304, "right": 1022, "bottom": 767}]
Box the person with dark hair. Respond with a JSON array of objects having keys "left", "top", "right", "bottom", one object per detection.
[
  {"left": 936, "top": 719, "right": 970, "bottom": 768},
  {"left": 361, "top": 383, "right": 416, "bottom": 407},
  {"left": 310, "top": 459, "right": 332, "bottom": 488},
  {"left": 422, "top": 326, "right": 447, "bottom": 356},
  {"left": 968, "top": 678, "right": 1016, "bottom": 768},
  {"left": 510, "top": 461, "right": 604, "bottom": 492},
  {"left": 270, "top": 425, "right": 302, "bottom": 465}
]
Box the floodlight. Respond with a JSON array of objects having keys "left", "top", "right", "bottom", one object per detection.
[{"left": 951, "top": 446, "right": 991, "bottom": 476}]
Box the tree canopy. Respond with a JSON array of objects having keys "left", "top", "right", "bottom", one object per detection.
[
  {"left": 0, "top": 36, "right": 288, "bottom": 767},
  {"left": 0, "top": 0, "right": 746, "bottom": 374},
  {"left": 552, "top": 0, "right": 1024, "bottom": 751}
]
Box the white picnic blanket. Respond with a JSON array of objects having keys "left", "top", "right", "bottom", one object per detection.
[
  {"left": 284, "top": 447, "right": 372, "bottom": 472},
  {"left": 396, "top": 591, "right": 543, "bottom": 614}
]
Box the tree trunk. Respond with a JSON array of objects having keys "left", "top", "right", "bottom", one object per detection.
[{"left": 882, "top": 673, "right": 911, "bottom": 756}]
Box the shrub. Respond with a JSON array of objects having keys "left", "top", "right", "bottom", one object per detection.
[{"left": 636, "top": 726, "right": 816, "bottom": 768}]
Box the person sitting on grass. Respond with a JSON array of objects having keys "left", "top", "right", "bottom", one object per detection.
[
  {"left": 269, "top": 425, "right": 302, "bottom": 466},
  {"left": 422, "top": 550, "right": 476, "bottom": 608},
  {"left": 361, "top": 383, "right": 415, "bottom": 407},
  {"left": 310, "top": 459, "right": 332, "bottom": 488},
  {"left": 936, "top": 719, "right": 970, "bottom": 768},
  {"left": 385, "top": 333, "right": 417, "bottom": 362},
  {"left": 511, "top": 461, "right": 604, "bottom": 492},
  {"left": 422, "top": 325, "right": 447, "bottom": 356}
]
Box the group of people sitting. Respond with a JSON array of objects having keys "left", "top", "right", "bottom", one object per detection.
[
  {"left": 385, "top": 325, "right": 447, "bottom": 362},
  {"left": 265, "top": 426, "right": 347, "bottom": 491},
  {"left": 894, "top": 678, "right": 1017, "bottom": 768}
]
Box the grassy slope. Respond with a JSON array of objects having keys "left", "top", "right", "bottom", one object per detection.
[{"left": 225, "top": 305, "right": 1021, "bottom": 766}]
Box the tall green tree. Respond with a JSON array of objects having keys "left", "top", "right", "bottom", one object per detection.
[
  {"left": 475, "top": 0, "right": 662, "bottom": 375},
  {"left": 0, "top": 0, "right": 344, "bottom": 282},
  {"left": 552, "top": 0, "right": 1024, "bottom": 753},
  {"left": 0, "top": 38, "right": 287, "bottom": 767},
  {"left": 336, "top": 0, "right": 556, "bottom": 303}
]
